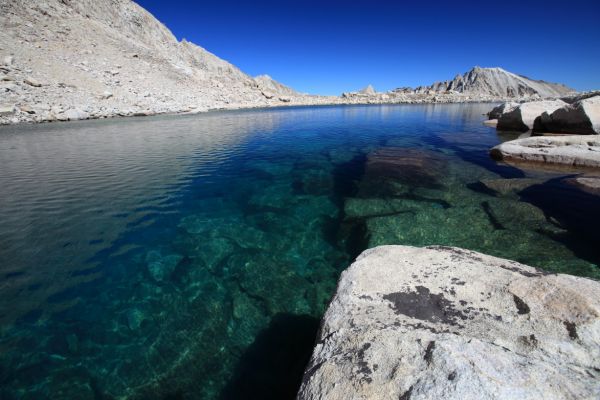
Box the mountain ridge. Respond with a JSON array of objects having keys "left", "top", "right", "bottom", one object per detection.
[{"left": 412, "top": 66, "right": 574, "bottom": 98}]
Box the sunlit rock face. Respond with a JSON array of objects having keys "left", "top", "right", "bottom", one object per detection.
[{"left": 299, "top": 245, "right": 600, "bottom": 400}]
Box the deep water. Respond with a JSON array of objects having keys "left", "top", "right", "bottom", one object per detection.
[{"left": 0, "top": 104, "right": 598, "bottom": 399}]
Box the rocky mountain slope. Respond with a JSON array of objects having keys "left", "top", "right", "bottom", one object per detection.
[
  {"left": 414, "top": 66, "right": 574, "bottom": 98},
  {"left": 0, "top": 0, "right": 329, "bottom": 124}
]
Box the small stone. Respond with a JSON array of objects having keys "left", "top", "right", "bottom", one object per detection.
[
  {"left": 62, "top": 108, "right": 90, "bottom": 121},
  {"left": 24, "top": 77, "right": 42, "bottom": 87},
  {"left": 18, "top": 105, "right": 35, "bottom": 114},
  {"left": 0, "top": 104, "right": 15, "bottom": 116},
  {"left": 3, "top": 55, "right": 14, "bottom": 66},
  {"left": 125, "top": 308, "right": 145, "bottom": 330}
]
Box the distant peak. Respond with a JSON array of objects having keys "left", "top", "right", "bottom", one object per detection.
[{"left": 359, "top": 84, "right": 376, "bottom": 95}]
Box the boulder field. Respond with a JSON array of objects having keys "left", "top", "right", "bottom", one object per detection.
[{"left": 298, "top": 245, "right": 600, "bottom": 400}]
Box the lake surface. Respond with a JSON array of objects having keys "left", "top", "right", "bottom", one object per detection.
[{"left": 0, "top": 104, "right": 598, "bottom": 399}]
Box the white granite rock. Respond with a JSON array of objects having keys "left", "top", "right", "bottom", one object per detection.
[
  {"left": 23, "top": 77, "right": 42, "bottom": 87},
  {"left": 0, "top": 104, "right": 14, "bottom": 116},
  {"left": 62, "top": 108, "right": 90, "bottom": 121},
  {"left": 487, "top": 101, "right": 519, "bottom": 119},
  {"left": 535, "top": 95, "right": 600, "bottom": 135},
  {"left": 490, "top": 135, "right": 600, "bottom": 168},
  {"left": 497, "top": 100, "right": 567, "bottom": 132},
  {"left": 298, "top": 245, "right": 600, "bottom": 400}
]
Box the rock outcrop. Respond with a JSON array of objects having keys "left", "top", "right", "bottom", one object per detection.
[
  {"left": 414, "top": 67, "right": 575, "bottom": 98},
  {"left": 535, "top": 96, "right": 600, "bottom": 135},
  {"left": 253, "top": 74, "right": 299, "bottom": 98},
  {"left": 496, "top": 100, "right": 567, "bottom": 132},
  {"left": 487, "top": 101, "right": 518, "bottom": 119},
  {"left": 298, "top": 245, "right": 600, "bottom": 400},
  {"left": 359, "top": 85, "right": 377, "bottom": 96},
  {"left": 490, "top": 135, "right": 600, "bottom": 169}
]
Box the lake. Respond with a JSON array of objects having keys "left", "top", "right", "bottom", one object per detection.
[{"left": 0, "top": 104, "right": 598, "bottom": 399}]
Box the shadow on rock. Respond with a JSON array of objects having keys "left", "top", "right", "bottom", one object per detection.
[{"left": 220, "top": 313, "right": 320, "bottom": 400}]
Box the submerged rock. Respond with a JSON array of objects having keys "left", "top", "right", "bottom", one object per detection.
[
  {"left": 478, "top": 178, "right": 544, "bottom": 195},
  {"left": 299, "top": 245, "right": 600, "bottom": 400},
  {"left": 496, "top": 100, "right": 566, "bottom": 132},
  {"left": 490, "top": 135, "right": 600, "bottom": 169},
  {"left": 563, "top": 175, "right": 600, "bottom": 195},
  {"left": 146, "top": 251, "right": 183, "bottom": 282},
  {"left": 361, "top": 148, "right": 448, "bottom": 193},
  {"left": 535, "top": 95, "right": 600, "bottom": 135}
]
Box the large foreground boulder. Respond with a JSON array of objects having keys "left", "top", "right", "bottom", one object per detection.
[
  {"left": 489, "top": 135, "right": 600, "bottom": 169},
  {"left": 496, "top": 100, "right": 566, "bottom": 132},
  {"left": 534, "top": 96, "right": 600, "bottom": 135},
  {"left": 298, "top": 245, "right": 600, "bottom": 400}
]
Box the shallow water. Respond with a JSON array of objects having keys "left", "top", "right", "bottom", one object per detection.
[{"left": 0, "top": 104, "right": 598, "bottom": 399}]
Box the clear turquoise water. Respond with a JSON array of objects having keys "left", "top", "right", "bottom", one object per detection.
[{"left": 0, "top": 104, "right": 598, "bottom": 399}]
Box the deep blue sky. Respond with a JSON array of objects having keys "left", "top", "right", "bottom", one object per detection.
[{"left": 136, "top": 0, "right": 600, "bottom": 95}]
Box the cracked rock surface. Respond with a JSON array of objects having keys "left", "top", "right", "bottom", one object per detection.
[{"left": 298, "top": 245, "right": 600, "bottom": 400}]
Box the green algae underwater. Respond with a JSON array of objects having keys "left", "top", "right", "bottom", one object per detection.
[{"left": 0, "top": 104, "right": 598, "bottom": 399}]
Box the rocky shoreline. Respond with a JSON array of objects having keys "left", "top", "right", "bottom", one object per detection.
[{"left": 486, "top": 93, "right": 600, "bottom": 170}]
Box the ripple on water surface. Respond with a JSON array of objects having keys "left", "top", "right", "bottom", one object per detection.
[{"left": 0, "top": 104, "right": 598, "bottom": 399}]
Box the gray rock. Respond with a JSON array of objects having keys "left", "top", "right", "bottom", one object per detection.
[
  {"left": 18, "top": 105, "right": 35, "bottom": 114},
  {"left": 497, "top": 100, "right": 566, "bottom": 132},
  {"left": 23, "top": 77, "right": 42, "bottom": 87},
  {"left": 490, "top": 135, "right": 600, "bottom": 169},
  {"left": 563, "top": 175, "right": 600, "bottom": 195},
  {"left": 487, "top": 101, "right": 518, "bottom": 119},
  {"left": 3, "top": 55, "right": 14, "bottom": 66},
  {"left": 0, "top": 104, "right": 14, "bottom": 116},
  {"left": 535, "top": 95, "right": 600, "bottom": 135},
  {"left": 279, "top": 96, "right": 291, "bottom": 103},
  {"left": 62, "top": 108, "right": 90, "bottom": 121},
  {"left": 299, "top": 245, "right": 600, "bottom": 400}
]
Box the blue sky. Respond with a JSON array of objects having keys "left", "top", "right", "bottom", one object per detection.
[{"left": 136, "top": 0, "right": 600, "bottom": 95}]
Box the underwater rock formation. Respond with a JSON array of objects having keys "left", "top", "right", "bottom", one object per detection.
[{"left": 299, "top": 245, "right": 600, "bottom": 400}]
